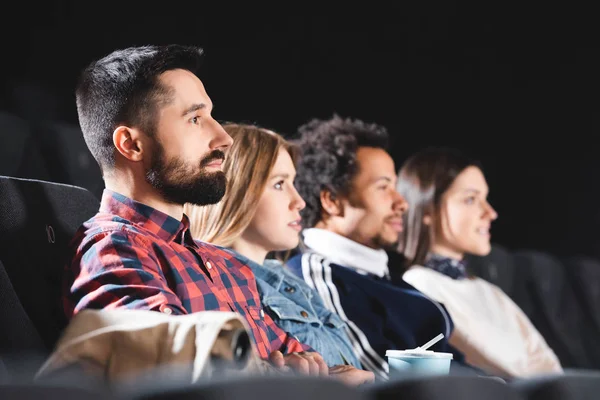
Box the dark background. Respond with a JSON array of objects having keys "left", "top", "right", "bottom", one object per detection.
[{"left": 1, "top": 2, "right": 598, "bottom": 258}]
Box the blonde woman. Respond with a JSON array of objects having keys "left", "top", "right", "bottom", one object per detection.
[{"left": 185, "top": 123, "right": 370, "bottom": 381}]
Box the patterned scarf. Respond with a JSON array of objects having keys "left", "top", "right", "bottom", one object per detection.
[{"left": 424, "top": 253, "right": 468, "bottom": 280}]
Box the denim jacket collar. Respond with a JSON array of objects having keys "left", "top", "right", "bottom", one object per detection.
[{"left": 224, "top": 251, "right": 313, "bottom": 300}]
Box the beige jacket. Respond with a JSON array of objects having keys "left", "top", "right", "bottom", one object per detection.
[
  {"left": 36, "top": 309, "right": 270, "bottom": 383},
  {"left": 404, "top": 266, "right": 563, "bottom": 378}
]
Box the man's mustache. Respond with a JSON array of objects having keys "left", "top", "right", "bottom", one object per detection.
[{"left": 200, "top": 150, "right": 226, "bottom": 167}]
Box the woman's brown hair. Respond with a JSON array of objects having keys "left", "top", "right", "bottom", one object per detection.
[
  {"left": 184, "top": 123, "right": 297, "bottom": 247},
  {"left": 396, "top": 147, "right": 481, "bottom": 268}
]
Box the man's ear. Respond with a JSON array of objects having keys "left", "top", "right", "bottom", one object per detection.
[
  {"left": 320, "top": 189, "right": 344, "bottom": 217},
  {"left": 113, "top": 125, "right": 145, "bottom": 162}
]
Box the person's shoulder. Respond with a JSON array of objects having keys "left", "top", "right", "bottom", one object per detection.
[
  {"left": 193, "top": 241, "right": 251, "bottom": 267},
  {"left": 404, "top": 265, "right": 444, "bottom": 278},
  {"left": 285, "top": 250, "right": 329, "bottom": 273},
  {"left": 265, "top": 259, "right": 313, "bottom": 286},
  {"left": 74, "top": 213, "right": 149, "bottom": 249},
  {"left": 402, "top": 265, "right": 450, "bottom": 288},
  {"left": 472, "top": 276, "right": 510, "bottom": 298}
]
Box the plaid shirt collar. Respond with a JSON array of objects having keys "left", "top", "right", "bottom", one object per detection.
[{"left": 99, "top": 189, "right": 198, "bottom": 248}]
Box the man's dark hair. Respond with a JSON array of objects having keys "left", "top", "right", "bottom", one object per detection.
[
  {"left": 294, "top": 114, "right": 390, "bottom": 228},
  {"left": 75, "top": 44, "right": 204, "bottom": 173}
]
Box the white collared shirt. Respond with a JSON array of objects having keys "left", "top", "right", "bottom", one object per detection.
[{"left": 302, "top": 228, "right": 390, "bottom": 278}]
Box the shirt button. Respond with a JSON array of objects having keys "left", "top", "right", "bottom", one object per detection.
[
  {"left": 284, "top": 286, "right": 296, "bottom": 293},
  {"left": 260, "top": 309, "right": 265, "bottom": 318},
  {"left": 160, "top": 305, "right": 172, "bottom": 315},
  {"left": 206, "top": 261, "right": 212, "bottom": 270},
  {"left": 300, "top": 311, "right": 309, "bottom": 318}
]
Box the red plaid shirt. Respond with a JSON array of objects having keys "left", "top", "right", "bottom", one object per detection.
[{"left": 64, "top": 190, "right": 310, "bottom": 359}]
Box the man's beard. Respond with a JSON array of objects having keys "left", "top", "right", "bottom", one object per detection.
[
  {"left": 145, "top": 143, "right": 227, "bottom": 206},
  {"left": 373, "top": 234, "right": 399, "bottom": 251}
]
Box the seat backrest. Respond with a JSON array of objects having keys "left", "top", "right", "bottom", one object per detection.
[
  {"left": 466, "top": 243, "right": 517, "bottom": 297},
  {"left": 513, "top": 250, "right": 590, "bottom": 369},
  {"left": 0, "top": 384, "right": 112, "bottom": 400},
  {"left": 0, "top": 259, "right": 44, "bottom": 354},
  {"left": 0, "top": 256, "right": 49, "bottom": 379},
  {"left": 128, "top": 375, "right": 368, "bottom": 400},
  {"left": 563, "top": 256, "right": 600, "bottom": 330},
  {"left": 34, "top": 121, "right": 104, "bottom": 199},
  {"left": 562, "top": 256, "right": 600, "bottom": 368},
  {"left": 511, "top": 370, "right": 600, "bottom": 400},
  {"left": 0, "top": 176, "right": 99, "bottom": 350},
  {"left": 369, "top": 375, "right": 523, "bottom": 400},
  {"left": 9, "top": 82, "right": 62, "bottom": 122},
  {"left": 0, "top": 358, "right": 7, "bottom": 383},
  {"left": 0, "top": 111, "right": 50, "bottom": 181}
]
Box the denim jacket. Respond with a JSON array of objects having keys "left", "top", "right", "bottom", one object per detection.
[{"left": 230, "top": 251, "right": 361, "bottom": 368}]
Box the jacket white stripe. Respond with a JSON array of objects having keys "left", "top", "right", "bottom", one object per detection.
[{"left": 301, "top": 252, "right": 389, "bottom": 379}]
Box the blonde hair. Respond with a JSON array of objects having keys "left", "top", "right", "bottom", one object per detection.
[{"left": 185, "top": 123, "right": 297, "bottom": 247}]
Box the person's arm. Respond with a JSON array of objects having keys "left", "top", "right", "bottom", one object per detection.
[
  {"left": 495, "top": 285, "right": 563, "bottom": 374},
  {"left": 261, "top": 309, "right": 313, "bottom": 354},
  {"left": 65, "top": 231, "right": 187, "bottom": 317},
  {"left": 290, "top": 253, "right": 389, "bottom": 380}
]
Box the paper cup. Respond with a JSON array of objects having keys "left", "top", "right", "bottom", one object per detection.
[{"left": 386, "top": 349, "right": 453, "bottom": 377}]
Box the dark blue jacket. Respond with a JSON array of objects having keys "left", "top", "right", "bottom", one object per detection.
[{"left": 287, "top": 251, "right": 465, "bottom": 379}]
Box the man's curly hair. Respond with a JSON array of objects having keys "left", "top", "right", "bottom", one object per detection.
[{"left": 294, "top": 114, "right": 390, "bottom": 228}]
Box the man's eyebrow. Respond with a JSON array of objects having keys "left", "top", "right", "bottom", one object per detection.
[{"left": 181, "top": 103, "right": 206, "bottom": 117}]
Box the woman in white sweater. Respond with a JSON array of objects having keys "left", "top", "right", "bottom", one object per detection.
[{"left": 396, "top": 147, "right": 562, "bottom": 379}]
